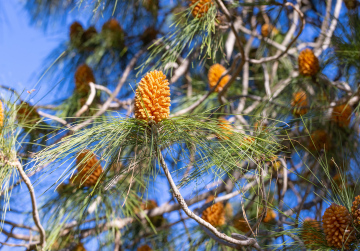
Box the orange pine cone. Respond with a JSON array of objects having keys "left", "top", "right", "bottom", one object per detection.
[
  {"left": 351, "top": 195, "right": 360, "bottom": 226},
  {"left": 137, "top": 244, "right": 152, "bottom": 251},
  {"left": 261, "top": 24, "right": 279, "bottom": 37},
  {"left": 72, "top": 243, "right": 86, "bottom": 251},
  {"left": 189, "top": 0, "right": 213, "bottom": 18},
  {"left": 331, "top": 104, "right": 352, "bottom": 127},
  {"left": 291, "top": 91, "right": 308, "bottom": 116},
  {"left": 234, "top": 216, "right": 251, "bottom": 233},
  {"left": 134, "top": 70, "right": 171, "bottom": 123},
  {"left": 322, "top": 203, "right": 356, "bottom": 249},
  {"left": 300, "top": 218, "right": 322, "bottom": 247},
  {"left": 0, "top": 100, "right": 4, "bottom": 127},
  {"left": 260, "top": 208, "right": 276, "bottom": 223},
  {"left": 208, "top": 64, "right": 230, "bottom": 92},
  {"left": 308, "top": 130, "right": 330, "bottom": 151},
  {"left": 217, "top": 118, "right": 233, "bottom": 140},
  {"left": 72, "top": 150, "right": 103, "bottom": 187},
  {"left": 74, "top": 64, "right": 96, "bottom": 95},
  {"left": 345, "top": 0, "right": 357, "bottom": 9},
  {"left": 298, "top": 49, "right": 320, "bottom": 77},
  {"left": 202, "top": 196, "right": 225, "bottom": 227}
]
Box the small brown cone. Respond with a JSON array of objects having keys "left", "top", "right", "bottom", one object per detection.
[
  {"left": 189, "top": 0, "right": 214, "bottom": 18},
  {"left": 261, "top": 24, "right": 279, "bottom": 37},
  {"left": 345, "top": 0, "right": 357, "bottom": 9},
  {"left": 300, "top": 218, "right": 322, "bottom": 247},
  {"left": 101, "top": 18, "right": 124, "bottom": 49},
  {"left": 322, "top": 203, "right": 356, "bottom": 249},
  {"left": 17, "top": 102, "right": 41, "bottom": 124},
  {"left": 308, "top": 130, "right": 330, "bottom": 152},
  {"left": 331, "top": 104, "right": 352, "bottom": 127},
  {"left": 134, "top": 70, "right": 171, "bottom": 123},
  {"left": 72, "top": 150, "right": 103, "bottom": 187},
  {"left": 70, "top": 21, "right": 84, "bottom": 43},
  {"left": 137, "top": 244, "right": 152, "bottom": 251},
  {"left": 72, "top": 243, "right": 86, "bottom": 251},
  {"left": 201, "top": 195, "right": 225, "bottom": 227},
  {"left": 141, "top": 27, "right": 158, "bottom": 45},
  {"left": 351, "top": 195, "right": 360, "bottom": 226},
  {"left": 234, "top": 216, "right": 251, "bottom": 233},
  {"left": 74, "top": 64, "right": 96, "bottom": 95},
  {"left": 208, "top": 64, "right": 230, "bottom": 92},
  {"left": 298, "top": 49, "right": 320, "bottom": 77},
  {"left": 291, "top": 91, "right": 308, "bottom": 116},
  {"left": 0, "top": 100, "right": 4, "bottom": 127}
]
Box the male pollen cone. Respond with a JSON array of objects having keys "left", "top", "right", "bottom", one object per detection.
[
  {"left": 69, "top": 21, "right": 84, "bottom": 41},
  {"left": 72, "top": 243, "right": 86, "bottom": 251},
  {"left": 351, "top": 195, "right": 360, "bottom": 226},
  {"left": 208, "top": 64, "right": 231, "bottom": 92},
  {"left": 0, "top": 100, "right": 4, "bottom": 127},
  {"left": 189, "top": 0, "right": 213, "bottom": 18},
  {"left": 72, "top": 150, "right": 103, "bottom": 187},
  {"left": 322, "top": 203, "right": 356, "bottom": 249},
  {"left": 300, "top": 218, "right": 322, "bottom": 247},
  {"left": 201, "top": 195, "right": 225, "bottom": 227},
  {"left": 331, "top": 104, "right": 352, "bottom": 127},
  {"left": 137, "top": 244, "right": 152, "bottom": 251},
  {"left": 74, "top": 64, "right": 96, "bottom": 95},
  {"left": 134, "top": 70, "right": 171, "bottom": 123},
  {"left": 298, "top": 49, "right": 319, "bottom": 77},
  {"left": 261, "top": 24, "right": 278, "bottom": 37},
  {"left": 291, "top": 91, "right": 308, "bottom": 116},
  {"left": 217, "top": 118, "right": 233, "bottom": 140},
  {"left": 309, "top": 129, "right": 329, "bottom": 152}
]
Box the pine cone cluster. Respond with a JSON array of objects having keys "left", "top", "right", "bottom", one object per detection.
[
  {"left": 189, "top": 0, "right": 214, "bottom": 18},
  {"left": 308, "top": 129, "right": 330, "bottom": 151},
  {"left": 300, "top": 218, "right": 322, "bottom": 247},
  {"left": 351, "top": 195, "right": 360, "bottom": 226},
  {"left": 208, "top": 64, "right": 230, "bottom": 92},
  {"left": 201, "top": 196, "right": 225, "bottom": 227},
  {"left": 69, "top": 21, "right": 98, "bottom": 50},
  {"left": 71, "top": 150, "right": 103, "bottom": 187},
  {"left": 0, "top": 100, "right": 4, "bottom": 127},
  {"left": 137, "top": 244, "right": 152, "bottom": 251},
  {"left": 134, "top": 70, "right": 171, "bottom": 123},
  {"left": 331, "top": 104, "right": 352, "bottom": 127},
  {"left": 291, "top": 91, "right": 308, "bottom": 116},
  {"left": 74, "top": 64, "right": 96, "bottom": 95},
  {"left": 322, "top": 203, "right": 355, "bottom": 249},
  {"left": 261, "top": 24, "right": 278, "bottom": 37},
  {"left": 298, "top": 49, "right": 319, "bottom": 77}
]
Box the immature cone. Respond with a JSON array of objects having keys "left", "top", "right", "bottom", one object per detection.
[
  {"left": 208, "top": 64, "right": 231, "bottom": 92},
  {"left": 261, "top": 208, "right": 276, "bottom": 223},
  {"left": 261, "top": 24, "right": 279, "bottom": 37},
  {"left": 351, "top": 195, "right": 360, "bottom": 226},
  {"left": 101, "top": 18, "right": 124, "bottom": 49},
  {"left": 141, "top": 27, "right": 158, "bottom": 45},
  {"left": 82, "top": 26, "right": 98, "bottom": 51},
  {"left": 141, "top": 200, "right": 158, "bottom": 210},
  {"left": 331, "top": 104, "right": 352, "bottom": 127},
  {"left": 190, "top": 0, "right": 213, "bottom": 18},
  {"left": 345, "top": 0, "right": 357, "bottom": 9},
  {"left": 74, "top": 64, "right": 95, "bottom": 95},
  {"left": 217, "top": 118, "right": 233, "bottom": 140},
  {"left": 308, "top": 130, "right": 329, "bottom": 151},
  {"left": 322, "top": 203, "right": 355, "bottom": 249},
  {"left": 298, "top": 49, "right": 320, "bottom": 77},
  {"left": 134, "top": 70, "right": 171, "bottom": 123},
  {"left": 140, "top": 200, "right": 164, "bottom": 227},
  {"left": 69, "top": 21, "right": 84, "bottom": 43},
  {"left": 0, "top": 100, "right": 4, "bottom": 127},
  {"left": 72, "top": 150, "right": 103, "bottom": 187},
  {"left": 137, "top": 244, "right": 152, "bottom": 251},
  {"left": 201, "top": 196, "right": 225, "bottom": 227},
  {"left": 17, "top": 102, "right": 41, "bottom": 124},
  {"left": 300, "top": 218, "right": 322, "bottom": 247},
  {"left": 291, "top": 91, "right": 308, "bottom": 116},
  {"left": 234, "top": 216, "right": 251, "bottom": 233},
  {"left": 72, "top": 243, "right": 86, "bottom": 251}
]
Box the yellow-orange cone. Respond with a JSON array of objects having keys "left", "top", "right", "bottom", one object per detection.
[
  {"left": 208, "top": 64, "right": 230, "bottom": 92},
  {"left": 298, "top": 49, "right": 319, "bottom": 77},
  {"left": 189, "top": 0, "right": 213, "bottom": 18}
]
